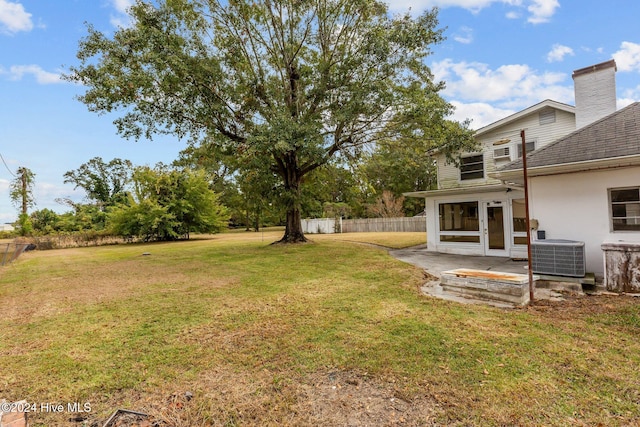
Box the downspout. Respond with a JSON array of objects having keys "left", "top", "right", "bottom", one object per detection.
[{"left": 521, "top": 130, "right": 535, "bottom": 303}]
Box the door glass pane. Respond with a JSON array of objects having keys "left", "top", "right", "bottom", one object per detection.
[
  {"left": 514, "top": 236, "right": 528, "bottom": 245},
  {"left": 487, "top": 206, "right": 505, "bottom": 250},
  {"left": 512, "top": 199, "right": 526, "bottom": 232}
]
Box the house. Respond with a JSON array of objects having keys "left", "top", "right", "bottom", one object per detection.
[
  {"left": 492, "top": 101, "right": 640, "bottom": 279},
  {"left": 405, "top": 60, "right": 619, "bottom": 262},
  {"left": 0, "top": 223, "right": 14, "bottom": 232}
]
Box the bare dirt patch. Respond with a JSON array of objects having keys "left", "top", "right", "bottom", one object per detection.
[
  {"left": 296, "top": 370, "right": 442, "bottom": 426},
  {"left": 78, "top": 369, "right": 442, "bottom": 427},
  {"left": 526, "top": 292, "right": 640, "bottom": 319}
]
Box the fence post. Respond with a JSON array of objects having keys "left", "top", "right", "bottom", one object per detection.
[{"left": 2, "top": 244, "right": 10, "bottom": 266}]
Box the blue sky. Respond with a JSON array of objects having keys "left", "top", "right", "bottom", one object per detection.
[{"left": 1, "top": 0, "right": 639, "bottom": 223}]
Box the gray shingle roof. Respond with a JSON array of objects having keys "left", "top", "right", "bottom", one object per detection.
[{"left": 498, "top": 102, "right": 640, "bottom": 171}]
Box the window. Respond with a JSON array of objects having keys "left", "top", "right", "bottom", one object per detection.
[
  {"left": 539, "top": 109, "right": 556, "bottom": 125},
  {"left": 460, "top": 154, "right": 484, "bottom": 181},
  {"left": 517, "top": 141, "right": 535, "bottom": 158},
  {"left": 439, "top": 202, "right": 480, "bottom": 243},
  {"left": 512, "top": 199, "right": 528, "bottom": 245},
  {"left": 610, "top": 187, "right": 640, "bottom": 231}
]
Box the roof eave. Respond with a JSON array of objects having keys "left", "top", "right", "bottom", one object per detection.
[
  {"left": 474, "top": 100, "right": 575, "bottom": 137},
  {"left": 404, "top": 183, "right": 511, "bottom": 198},
  {"left": 490, "top": 154, "right": 640, "bottom": 180}
]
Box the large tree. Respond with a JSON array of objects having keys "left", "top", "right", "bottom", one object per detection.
[
  {"left": 10, "top": 167, "right": 36, "bottom": 235},
  {"left": 63, "top": 157, "right": 133, "bottom": 209},
  {"left": 67, "top": 0, "right": 473, "bottom": 243},
  {"left": 109, "top": 165, "right": 228, "bottom": 241}
]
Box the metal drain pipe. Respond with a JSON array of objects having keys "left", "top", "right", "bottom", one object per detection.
[{"left": 521, "top": 130, "right": 535, "bottom": 302}]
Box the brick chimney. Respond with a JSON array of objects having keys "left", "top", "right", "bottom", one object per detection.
[{"left": 572, "top": 59, "right": 617, "bottom": 129}]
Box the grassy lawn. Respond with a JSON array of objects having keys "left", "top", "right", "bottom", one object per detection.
[{"left": 0, "top": 232, "right": 639, "bottom": 426}]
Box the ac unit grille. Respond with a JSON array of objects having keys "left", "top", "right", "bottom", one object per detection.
[
  {"left": 493, "top": 147, "right": 510, "bottom": 159},
  {"left": 531, "top": 240, "right": 585, "bottom": 277}
]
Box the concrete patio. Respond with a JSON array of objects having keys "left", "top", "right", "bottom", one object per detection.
[
  {"left": 388, "top": 245, "right": 565, "bottom": 307},
  {"left": 389, "top": 244, "right": 530, "bottom": 276}
]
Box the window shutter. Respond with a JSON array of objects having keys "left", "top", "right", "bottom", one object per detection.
[{"left": 539, "top": 109, "right": 556, "bottom": 125}]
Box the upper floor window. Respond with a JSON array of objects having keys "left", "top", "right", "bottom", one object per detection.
[
  {"left": 517, "top": 141, "right": 536, "bottom": 158},
  {"left": 539, "top": 109, "right": 556, "bottom": 125},
  {"left": 460, "top": 154, "right": 484, "bottom": 180},
  {"left": 610, "top": 187, "right": 640, "bottom": 231}
]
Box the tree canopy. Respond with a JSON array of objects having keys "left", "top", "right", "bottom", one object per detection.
[
  {"left": 10, "top": 167, "right": 36, "bottom": 235},
  {"left": 10, "top": 167, "right": 35, "bottom": 214},
  {"left": 67, "top": 0, "right": 474, "bottom": 242},
  {"left": 109, "top": 165, "right": 228, "bottom": 241},
  {"left": 63, "top": 157, "right": 133, "bottom": 209}
]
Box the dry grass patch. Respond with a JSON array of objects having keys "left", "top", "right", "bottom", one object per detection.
[
  {"left": 0, "top": 246, "right": 236, "bottom": 322},
  {"left": 1, "top": 233, "right": 640, "bottom": 426},
  {"left": 312, "top": 231, "right": 426, "bottom": 248}
]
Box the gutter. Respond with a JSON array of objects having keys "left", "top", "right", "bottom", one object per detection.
[
  {"left": 490, "top": 154, "right": 640, "bottom": 181},
  {"left": 404, "top": 184, "right": 511, "bottom": 198}
]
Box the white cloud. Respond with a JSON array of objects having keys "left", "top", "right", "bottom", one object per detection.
[
  {"left": 433, "top": 59, "right": 573, "bottom": 109},
  {"left": 112, "top": 0, "right": 134, "bottom": 14},
  {"left": 527, "top": 0, "right": 559, "bottom": 24},
  {"left": 110, "top": 0, "right": 134, "bottom": 28},
  {"left": 546, "top": 44, "right": 574, "bottom": 63},
  {"left": 613, "top": 41, "right": 640, "bottom": 73},
  {"left": 0, "top": 0, "right": 32, "bottom": 34},
  {"left": 0, "top": 180, "right": 82, "bottom": 222},
  {"left": 32, "top": 182, "right": 86, "bottom": 213},
  {"left": 618, "top": 85, "right": 640, "bottom": 108},
  {"left": 388, "top": 1, "right": 558, "bottom": 23},
  {"left": 450, "top": 101, "right": 516, "bottom": 129},
  {"left": 617, "top": 98, "right": 636, "bottom": 109},
  {"left": 0, "top": 213, "right": 14, "bottom": 224},
  {"left": 0, "top": 179, "right": 12, "bottom": 223},
  {"left": 388, "top": 0, "right": 503, "bottom": 14},
  {"left": 453, "top": 26, "right": 474, "bottom": 44},
  {"left": 1, "top": 64, "right": 62, "bottom": 84}
]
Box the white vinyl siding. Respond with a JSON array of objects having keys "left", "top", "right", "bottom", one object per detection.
[{"left": 435, "top": 107, "right": 575, "bottom": 190}]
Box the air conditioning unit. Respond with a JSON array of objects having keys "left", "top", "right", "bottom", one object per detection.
[
  {"left": 531, "top": 239, "right": 585, "bottom": 277},
  {"left": 493, "top": 147, "right": 510, "bottom": 160}
]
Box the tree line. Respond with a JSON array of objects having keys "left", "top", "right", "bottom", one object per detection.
[
  {"left": 14, "top": 137, "right": 439, "bottom": 241},
  {"left": 12, "top": 159, "right": 227, "bottom": 241}
]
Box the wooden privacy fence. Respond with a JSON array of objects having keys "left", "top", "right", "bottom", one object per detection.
[
  {"left": 301, "top": 217, "right": 426, "bottom": 234},
  {"left": 341, "top": 217, "right": 426, "bottom": 233}
]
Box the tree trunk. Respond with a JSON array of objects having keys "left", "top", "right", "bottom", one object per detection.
[
  {"left": 279, "top": 206, "right": 306, "bottom": 243},
  {"left": 276, "top": 157, "right": 307, "bottom": 244},
  {"left": 245, "top": 204, "right": 250, "bottom": 231},
  {"left": 254, "top": 206, "right": 260, "bottom": 232},
  {"left": 21, "top": 171, "right": 28, "bottom": 216}
]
